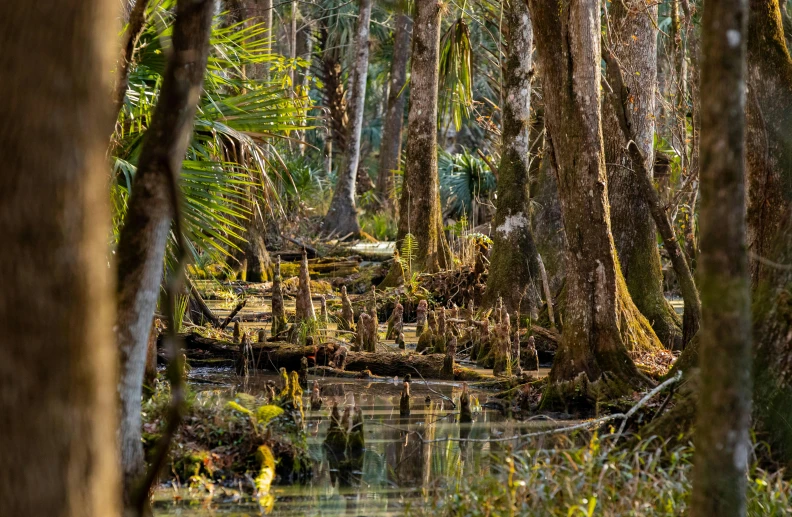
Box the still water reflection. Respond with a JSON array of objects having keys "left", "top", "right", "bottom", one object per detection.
[{"left": 154, "top": 369, "right": 559, "bottom": 516}]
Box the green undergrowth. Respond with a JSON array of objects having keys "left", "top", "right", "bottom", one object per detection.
[
  {"left": 414, "top": 434, "right": 792, "bottom": 516},
  {"left": 142, "top": 378, "right": 310, "bottom": 492}
]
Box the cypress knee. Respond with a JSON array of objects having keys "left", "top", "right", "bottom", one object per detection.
[{"left": 271, "top": 256, "right": 288, "bottom": 336}]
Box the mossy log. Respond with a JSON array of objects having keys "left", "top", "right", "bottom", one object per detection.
[{"left": 176, "top": 332, "right": 492, "bottom": 380}]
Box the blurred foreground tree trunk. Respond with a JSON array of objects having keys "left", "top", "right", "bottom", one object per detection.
[
  {"left": 115, "top": 0, "right": 214, "bottom": 504},
  {"left": 691, "top": 0, "right": 751, "bottom": 515},
  {"left": 322, "top": 0, "right": 373, "bottom": 237},
  {"left": 526, "top": 0, "right": 659, "bottom": 397},
  {"left": 375, "top": 7, "right": 412, "bottom": 214},
  {"left": 0, "top": 1, "right": 119, "bottom": 516},
  {"left": 667, "top": 0, "right": 792, "bottom": 470},
  {"left": 484, "top": 0, "right": 541, "bottom": 314}
]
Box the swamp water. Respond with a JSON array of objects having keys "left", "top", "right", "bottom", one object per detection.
[
  {"left": 153, "top": 368, "right": 562, "bottom": 517},
  {"left": 158, "top": 282, "right": 559, "bottom": 515}
]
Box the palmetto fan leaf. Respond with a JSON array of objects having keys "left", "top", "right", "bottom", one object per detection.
[
  {"left": 439, "top": 148, "right": 496, "bottom": 219},
  {"left": 113, "top": 0, "right": 314, "bottom": 267}
]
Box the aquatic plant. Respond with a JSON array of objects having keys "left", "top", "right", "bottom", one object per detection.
[{"left": 416, "top": 434, "right": 792, "bottom": 517}]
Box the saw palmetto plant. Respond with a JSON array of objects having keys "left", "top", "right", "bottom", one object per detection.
[{"left": 112, "top": 0, "right": 314, "bottom": 266}]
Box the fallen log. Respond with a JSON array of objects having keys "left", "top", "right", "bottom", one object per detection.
[
  {"left": 173, "top": 333, "right": 495, "bottom": 380},
  {"left": 218, "top": 299, "right": 247, "bottom": 330},
  {"left": 186, "top": 275, "right": 219, "bottom": 327},
  {"left": 529, "top": 324, "right": 560, "bottom": 344}
]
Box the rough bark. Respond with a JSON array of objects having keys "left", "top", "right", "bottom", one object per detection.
[
  {"left": 668, "top": 0, "right": 792, "bottom": 469},
  {"left": 318, "top": 27, "right": 348, "bottom": 155},
  {"left": 690, "top": 1, "right": 752, "bottom": 516},
  {"left": 526, "top": 0, "right": 657, "bottom": 391},
  {"left": 745, "top": 0, "right": 792, "bottom": 468},
  {"left": 484, "top": 0, "right": 542, "bottom": 314},
  {"left": 271, "top": 256, "right": 288, "bottom": 334},
  {"left": 295, "top": 249, "right": 317, "bottom": 323},
  {"left": 115, "top": 0, "right": 214, "bottom": 501},
  {"left": 323, "top": 0, "right": 372, "bottom": 237},
  {"left": 394, "top": 0, "right": 452, "bottom": 273},
  {"left": 289, "top": 0, "right": 297, "bottom": 88},
  {"left": 181, "top": 335, "right": 490, "bottom": 380},
  {"left": 531, "top": 137, "right": 567, "bottom": 294},
  {"left": 386, "top": 302, "right": 404, "bottom": 340},
  {"left": 602, "top": 0, "right": 683, "bottom": 349},
  {"left": 375, "top": 9, "right": 412, "bottom": 213},
  {"left": 602, "top": 18, "right": 701, "bottom": 349},
  {"left": 113, "top": 0, "right": 151, "bottom": 119},
  {"left": 746, "top": 0, "right": 792, "bottom": 286},
  {"left": 0, "top": 1, "right": 119, "bottom": 515},
  {"left": 415, "top": 299, "right": 428, "bottom": 336}
]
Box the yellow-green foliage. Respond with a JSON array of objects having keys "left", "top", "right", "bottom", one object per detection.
[
  {"left": 174, "top": 448, "right": 213, "bottom": 481},
  {"left": 289, "top": 371, "right": 304, "bottom": 421},
  {"left": 226, "top": 400, "right": 254, "bottom": 417},
  {"left": 254, "top": 445, "right": 276, "bottom": 513},
  {"left": 282, "top": 276, "right": 333, "bottom": 294},
  {"left": 226, "top": 400, "right": 283, "bottom": 433},
  {"left": 255, "top": 405, "right": 284, "bottom": 427}
]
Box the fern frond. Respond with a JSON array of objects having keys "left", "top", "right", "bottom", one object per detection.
[{"left": 400, "top": 233, "right": 419, "bottom": 276}]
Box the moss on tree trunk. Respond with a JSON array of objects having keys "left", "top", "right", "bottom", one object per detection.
[
  {"left": 484, "top": 0, "right": 541, "bottom": 314},
  {"left": 527, "top": 0, "right": 658, "bottom": 397},
  {"left": 669, "top": 0, "right": 792, "bottom": 470},
  {"left": 391, "top": 0, "right": 451, "bottom": 274},
  {"left": 602, "top": 0, "right": 682, "bottom": 350}
]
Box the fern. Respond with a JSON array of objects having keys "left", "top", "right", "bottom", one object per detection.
[{"left": 400, "top": 233, "right": 419, "bottom": 276}]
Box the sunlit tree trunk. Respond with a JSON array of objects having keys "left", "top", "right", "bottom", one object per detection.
[
  {"left": 393, "top": 0, "right": 451, "bottom": 273},
  {"left": 375, "top": 8, "right": 412, "bottom": 214},
  {"left": 526, "top": 0, "right": 658, "bottom": 392},
  {"left": 0, "top": 1, "right": 119, "bottom": 515},
  {"left": 690, "top": 1, "right": 751, "bottom": 515},
  {"left": 237, "top": 0, "right": 273, "bottom": 81},
  {"left": 485, "top": 0, "right": 541, "bottom": 313},
  {"left": 603, "top": 0, "right": 683, "bottom": 349},
  {"left": 322, "top": 0, "right": 372, "bottom": 237},
  {"left": 115, "top": 0, "right": 214, "bottom": 503}
]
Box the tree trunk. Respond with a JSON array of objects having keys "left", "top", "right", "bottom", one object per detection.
[
  {"left": 290, "top": 0, "right": 297, "bottom": 88},
  {"left": 236, "top": 0, "right": 273, "bottom": 81},
  {"left": 690, "top": 1, "right": 752, "bottom": 515},
  {"left": 322, "top": 0, "right": 372, "bottom": 237},
  {"left": 484, "top": 0, "right": 541, "bottom": 314},
  {"left": 602, "top": 0, "right": 683, "bottom": 350},
  {"left": 745, "top": 0, "right": 792, "bottom": 468},
  {"left": 0, "top": 2, "right": 119, "bottom": 515},
  {"left": 375, "top": 9, "right": 412, "bottom": 214},
  {"left": 113, "top": 0, "right": 151, "bottom": 119},
  {"left": 393, "top": 0, "right": 452, "bottom": 273},
  {"left": 526, "top": 0, "right": 656, "bottom": 391},
  {"left": 655, "top": 0, "right": 792, "bottom": 472},
  {"left": 746, "top": 0, "right": 792, "bottom": 286},
  {"left": 318, "top": 24, "right": 349, "bottom": 158},
  {"left": 115, "top": 0, "right": 214, "bottom": 503},
  {"left": 531, "top": 134, "right": 567, "bottom": 295}
]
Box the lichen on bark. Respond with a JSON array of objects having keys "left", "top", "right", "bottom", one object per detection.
[{"left": 484, "top": 0, "right": 542, "bottom": 314}]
